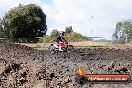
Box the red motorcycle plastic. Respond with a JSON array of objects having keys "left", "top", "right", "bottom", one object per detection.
[{"left": 49, "top": 41, "right": 74, "bottom": 52}]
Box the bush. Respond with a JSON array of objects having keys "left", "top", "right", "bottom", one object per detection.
[
  {"left": 64, "top": 32, "right": 88, "bottom": 42},
  {"left": 39, "top": 32, "right": 88, "bottom": 43}
]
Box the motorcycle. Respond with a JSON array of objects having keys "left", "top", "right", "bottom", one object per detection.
[{"left": 49, "top": 41, "right": 74, "bottom": 53}]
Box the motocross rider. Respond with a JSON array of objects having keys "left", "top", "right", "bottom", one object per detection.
[{"left": 56, "top": 31, "right": 66, "bottom": 51}]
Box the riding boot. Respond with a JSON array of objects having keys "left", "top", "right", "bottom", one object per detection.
[{"left": 59, "top": 46, "right": 63, "bottom": 51}]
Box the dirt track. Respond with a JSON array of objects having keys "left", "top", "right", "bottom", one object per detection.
[{"left": 0, "top": 43, "right": 132, "bottom": 88}]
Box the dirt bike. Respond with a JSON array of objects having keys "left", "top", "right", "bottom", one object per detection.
[{"left": 49, "top": 41, "right": 74, "bottom": 53}]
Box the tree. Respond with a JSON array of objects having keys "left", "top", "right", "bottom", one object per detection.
[
  {"left": 0, "top": 18, "right": 2, "bottom": 28},
  {"left": 50, "top": 29, "right": 58, "bottom": 37},
  {"left": 0, "top": 18, "right": 2, "bottom": 37},
  {"left": 64, "top": 32, "right": 88, "bottom": 42},
  {"left": 38, "top": 29, "right": 58, "bottom": 43},
  {"left": 39, "top": 29, "right": 89, "bottom": 43},
  {"left": 3, "top": 4, "right": 47, "bottom": 42},
  {"left": 113, "top": 20, "right": 132, "bottom": 43},
  {"left": 65, "top": 26, "right": 73, "bottom": 34},
  {"left": 0, "top": 18, "right": 5, "bottom": 38},
  {"left": 50, "top": 29, "right": 58, "bottom": 42}
]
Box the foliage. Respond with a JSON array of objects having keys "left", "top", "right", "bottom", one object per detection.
[
  {"left": 0, "top": 18, "right": 2, "bottom": 29},
  {"left": 2, "top": 4, "right": 47, "bottom": 42},
  {"left": 113, "top": 20, "right": 132, "bottom": 43},
  {"left": 0, "top": 18, "right": 2, "bottom": 37},
  {"left": 65, "top": 26, "right": 73, "bottom": 34},
  {"left": 39, "top": 28, "right": 88, "bottom": 43},
  {"left": 39, "top": 35, "right": 52, "bottom": 43},
  {"left": 50, "top": 29, "right": 58, "bottom": 38},
  {"left": 0, "top": 18, "right": 5, "bottom": 38},
  {"left": 64, "top": 32, "right": 88, "bottom": 42}
]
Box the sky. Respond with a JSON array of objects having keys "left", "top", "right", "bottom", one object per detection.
[{"left": 0, "top": 0, "right": 132, "bottom": 40}]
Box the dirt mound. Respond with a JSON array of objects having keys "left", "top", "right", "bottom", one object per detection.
[{"left": 0, "top": 43, "right": 132, "bottom": 88}]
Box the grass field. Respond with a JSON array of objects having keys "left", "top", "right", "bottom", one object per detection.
[
  {"left": 19, "top": 41, "right": 132, "bottom": 50},
  {"left": 18, "top": 41, "right": 114, "bottom": 50}
]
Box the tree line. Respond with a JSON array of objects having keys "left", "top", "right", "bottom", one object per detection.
[
  {"left": 0, "top": 3, "right": 89, "bottom": 43},
  {"left": 1, "top": 3, "right": 132, "bottom": 43},
  {"left": 39, "top": 26, "right": 89, "bottom": 43}
]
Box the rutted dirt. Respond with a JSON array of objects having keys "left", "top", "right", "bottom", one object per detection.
[{"left": 0, "top": 43, "right": 132, "bottom": 88}]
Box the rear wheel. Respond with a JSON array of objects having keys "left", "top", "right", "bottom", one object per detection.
[
  {"left": 62, "top": 47, "right": 67, "bottom": 52},
  {"left": 67, "top": 45, "right": 74, "bottom": 51}
]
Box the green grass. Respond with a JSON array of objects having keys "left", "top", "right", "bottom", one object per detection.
[
  {"left": 34, "top": 45, "right": 115, "bottom": 51},
  {"left": 76, "top": 45, "right": 112, "bottom": 48}
]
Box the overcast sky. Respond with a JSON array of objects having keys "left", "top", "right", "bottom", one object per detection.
[{"left": 0, "top": 0, "right": 132, "bottom": 40}]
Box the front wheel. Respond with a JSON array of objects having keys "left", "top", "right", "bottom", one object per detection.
[{"left": 49, "top": 46, "right": 53, "bottom": 51}]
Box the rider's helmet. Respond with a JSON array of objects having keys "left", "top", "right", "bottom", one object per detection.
[{"left": 58, "top": 31, "right": 65, "bottom": 36}]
